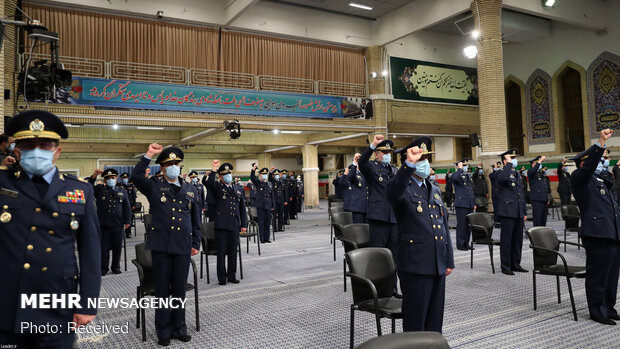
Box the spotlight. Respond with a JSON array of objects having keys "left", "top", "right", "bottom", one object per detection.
[
  {"left": 463, "top": 45, "right": 478, "bottom": 59},
  {"left": 224, "top": 120, "right": 241, "bottom": 139},
  {"left": 273, "top": 129, "right": 280, "bottom": 135},
  {"left": 156, "top": 10, "right": 163, "bottom": 19},
  {"left": 471, "top": 30, "right": 480, "bottom": 39},
  {"left": 381, "top": 70, "right": 388, "bottom": 77},
  {"left": 543, "top": 0, "right": 556, "bottom": 7},
  {"left": 112, "top": 124, "right": 119, "bottom": 130}
]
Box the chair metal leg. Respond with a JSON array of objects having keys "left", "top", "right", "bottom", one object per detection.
[
  {"left": 206, "top": 254, "right": 210, "bottom": 284},
  {"left": 333, "top": 237, "right": 336, "bottom": 262},
  {"left": 257, "top": 237, "right": 261, "bottom": 256},
  {"left": 194, "top": 274, "right": 200, "bottom": 331},
  {"left": 343, "top": 258, "right": 347, "bottom": 292},
  {"left": 330, "top": 225, "right": 333, "bottom": 245},
  {"left": 124, "top": 235, "right": 127, "bottom": 271},
  {"left": 136, "top": 286, "right": 140, "bottom": 328},
  {"left": 350, "top": 305, "right": 355, "bottom": 349},
  {"left": 566, "top": 276, "right": 577, "bottom": 321},
  {"left": 200, "top": 252, "right": 203, "bottom": 279},
  {"left": 247, "top": 237, "right": 250, "bottom": 254},
  {"left": 564, "top": 229, "right": 567, "bottom": 252},
  {"left": 556, "top": 275, "right": 561, "bottom": 304},
  {"left": 375, "top": 312, "right": 382, "bottom": 337},
  {"left": 533, "top": 271, "right": 537, "bottom": 310},
  {"left": 489, "top": 244, "right": 495, "bottom": 274},
  {"left": 239, "top": 243, "right": 244, "bottom": 280},
  {"left": 141, "top": 292, "right": 146, "bottom": 342},
  {"left": 470, "top": 246, "right": 473, "bottom": 269},
  {"left": 391, "top": 318, "right": 395, "bottom": 333}
]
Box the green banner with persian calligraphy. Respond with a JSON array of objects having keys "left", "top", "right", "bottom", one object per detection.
[{"left": 390, "top": 56, "right": 478, "bottom": 106}]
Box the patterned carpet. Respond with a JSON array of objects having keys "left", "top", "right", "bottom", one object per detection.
[{"left": 76, "top": 202, "right": 620, "bottom": 348}]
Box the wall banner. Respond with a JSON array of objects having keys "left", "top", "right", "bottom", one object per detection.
[
  {"left": 587, "top": 51, "right": 620, "bottom": 138},
  {"left": 390, "top": 56, "right": 478, "bottom": 106},
  {"left": 525, "top": 69, "right": 555, "bottom": 145},
  {"left": 53, "top": 77, "right": 362, "bottom": 118}
]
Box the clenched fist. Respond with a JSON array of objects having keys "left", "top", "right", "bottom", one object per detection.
[
  {"left": 146, "top": 143, "right": 163, "bottom": 158},
  {"left": 212, "top": 160, "right": 220, "bottom": 172},
  {"left": 406, "top": 146, "right": 423, "bottom": 164},
  {"left": 372, "top": 134, "right": 384, "bottom": 147},
  {"left": 600, "top": 128, "right": 613, "bottom": 144},
  {"left": 91, "top": 169, "right": 103, "bottom": 179}
]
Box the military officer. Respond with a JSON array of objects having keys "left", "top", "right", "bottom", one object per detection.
[
  {"left": 429, "top": 168, "right": 439, "bottom": 187},
  {"left": 472, "top": 163, "right": 488, "bottom": 206},
  {"left": 0, "top": 110, "right": 101, "bottom": 347},
  {"left": 269, "top": 168, "right": 286, "bottom": 232},
  {"left": 358, "top": 135, "right": 399, "bottom": 293},
  {"left": 280, "top": 169, "right": 290, "bottom": 223},
  {"left": 557, "top": 160, "right": 571, "bottom": 205},
  {"left": 250, "top": 164, "right": 275, "bottom": 243},
  {"left": 444, "top": 169, "right": 453, "bottom": 209},
  {"left": 247, "top": 180, "right": 257, "bottom": 207},
  {"left": 570, "top": 129, "right": 620, "bottom": 325},
  {"left": 131, "top": 144, "right": 201, "bottom": 346},
  {"left": 296, "top": 175, "right": 304, "bottom": 212},
  {"left": 154, "top": 170, "right": 163, "bottom": 179},
  {"left": 88, "top": 168, "right": 131, "bottom": 275},
  {"left": 528, "top": 155, "right": 549, "bottom": 227},
  {"left": 452, "top": 157, "right": 476, "bottom": 250},
  {"left": 188, "top": 171, "right": 206, "bottom": 216},
  {"left": 387, "top": 137, "right": 454, "bottom": 332},
  {"left": 205, "top": 161, "right": 248, "bottom": 285},
  {"left": 496, "top": 148, "right": 528, "bottom": 275},
  {"left": 342, "top": 153, "right": 368, "bottom": 223},
  {"left": 332, "top": 169, "right": 345, "bottom": 200},
  {"left": 287, "top": 170, "right": 298, "bottom": 220},
  {"left": 489, "top": 161, "right": 502, "bottom": 223},
  {"left": 205, "top": 171, "right": 217, "bottom": 222},
  {"left": 119, "top": 172, "right": 137, "bottom": 238}
]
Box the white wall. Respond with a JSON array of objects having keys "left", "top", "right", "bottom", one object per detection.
[
  {"left": 503, "top": 1, "right": 620, "bottom": 82},
  {"left": 433, "top": 137, "right": 454, "bottom": 162},
  {"left": 271, "top": 158, "right": 302, "bottom": 172}
]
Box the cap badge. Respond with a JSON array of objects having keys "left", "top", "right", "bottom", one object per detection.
[
  {"left": 169, "top": 153, "right": 177, "bottom": 159},
  {"left": 29, "top": 119, "right": 45, "bottom": 132}
]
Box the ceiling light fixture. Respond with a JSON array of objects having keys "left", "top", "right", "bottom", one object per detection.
[
  {"left": 112, "top": 124, "right": 119, "bottom": 130},
  {"left": 471, "top": 30, "right": 480, "bottom": 39},
  {"left": 381, "top": 70, "right": 388, "bottom": 77},
  {"left": 273, "top": 129, "right": 280, "bottom": 135},
  {"left": 349, "top": 2, "right": 373, "bottom": 11},
  {"left": 543, "top": 0, "right": 556, "bottom": 7},
  {"left": 463, "top": 45, "right": 478, "bottom": 59},
  {"left": 370, "top": 71, "right": 378, "bottom": 78},
  {"left": 280, "top": 130, "right": 302, "bottom": 134},
  {"left": 137, "top": 126, "right": 165, "bottom": 130}
]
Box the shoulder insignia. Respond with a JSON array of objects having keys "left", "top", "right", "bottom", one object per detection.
[
  {"left": 0, "top": 166, "right": 7, "bottom": 170},
  {"left": 59, "top": 173, "right": 65, "bottom": 181}
]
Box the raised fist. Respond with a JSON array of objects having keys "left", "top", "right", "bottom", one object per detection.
[
  {"left": 212, "top": 160, "right": 220, "bottom": 171},
  {"left": 146, "top": 143, "right": 163, "bottom": 158},
  {"left": 406, "top": 146, "right": 423, "bottom": 164},
  {"left": 600, "top": 128, "right": 613, "bottom": 143},
  {"left": 91, "top": 169, "right": 103, "bottom": 179},
  {"left": 372, "top": 134, "right": 384, "bottom": 147},
  {"left": 344, "top": 168, "right": 350, "bottom": 175},
  {"left": 1, "top": 156, "right": 16, "bottom": 166},
  {"left": 540, "top": 155, "right": 546, "bottom": 162},
  {"left": 252, "top": 163, "right": 257, "bottom": 170}
]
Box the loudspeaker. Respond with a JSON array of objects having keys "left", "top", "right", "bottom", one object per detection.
[
  {"left": 469, "top": 133, "right": 480, "bottom": 147},
  {"left": 4, "top": 89, "right": 10, "bottom": 100}
]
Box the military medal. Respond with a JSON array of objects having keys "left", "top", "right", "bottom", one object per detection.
[
  {"left": 70, "top": 213, "right": 79, "bottom": 230},
  {"left": 102, "top": 196, "right": 106, "bottom": 200},
  {"left": 511, "top": 182, "right": 515, "bottom": 187},
  {"left": 379, "top": 176, "right": 383, "bottom": 182},
  {"left": 223, "top": 195, "right": 227, "bottom": 200},
  {"left": 600, "top": 188, "right": 606, "bottom": 195},
  {"left": 417, "top": 201, "right": 423, "bottom": 213},
  {"left": 0, "top": 211, "right": 11, "bottom": 223},
  {"left": 358, "top": 183, "right": 362, "bottom": 187},
  {"left": 161, "top": 194, "right": 167, "bottom": 202}
]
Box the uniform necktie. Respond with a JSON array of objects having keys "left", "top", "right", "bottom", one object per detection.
[{"left": 32, "top": 176, "right": 49, "bottom": 197}]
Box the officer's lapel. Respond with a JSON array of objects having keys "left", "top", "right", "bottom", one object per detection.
[
  {"left": 43, "top": 170, "right": 67, "bottom": 203},
  {"left": 15, "top": 173, "right": 41, "bottom": 202}
]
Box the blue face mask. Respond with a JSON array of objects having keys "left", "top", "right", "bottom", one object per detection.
[
  {"left": 165, "top": 164, "right": 180, "bottom": 179},
  {"left": 414, "top": 159, "right": 431, "bottom": 178},
  {"left": 381, "top": 153, "right": 391, "bottom": 164},
  {"left": 478, "top": 169, "right": 483, "bottom": 174},
  {"left": 596, "top": 162, "right": 604, "bottom": 175},
  {"left": 223, "top": 173, "right": 233, "bottom": 184},
  {"left": 106, "top": 178, "right": 116, "bottom": 187},
  {"left": 462, "top": 165, "right": 468, "bottom": 172},
  {"left": 8, "top": 143, "right": 15, "bottom": 152},
  {"left": 282, "top": 174, "right": 287, "bottom": 179},
  {"left": 543, "top": 170, "right": 548, "bottom": 175},
  {"left": 20, "top": 148, "right": 55, "bottom": 176},
  {"left": 261, "top": 174, "right": 268, "bottom": 180},
  {"left": 430, "top": 175, "right": 436, "bottom": 181},
  {"left": 603, "top": 159, "right": 610, "bottom": 168},
  {"left": 563, "top": 167, "right": 568, "bottom": 173},
  {"left": 510, "top": 158, "right": 518, "bottom": 167},
  {"left": 191, "top": 177, "right": 198, "bottom": 183},
  {"left": 494, "top": 168, "right": 499, "bottom": 172},
  {"left": 122, "top": 178, "right": 129, "bottom": 185},
  {"left": 275, "top": 174, "right": 280, "bottom": 180}
]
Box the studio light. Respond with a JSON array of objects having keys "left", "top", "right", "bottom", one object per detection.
[
  {"left": 463, "top": 45, "right": 478, "bottom": 59},
  {"left": 224, "top": 120, "right": 241, "bottom": 139},
  {"left": 543, "top": 0, "right": 556, "bottom": 7},
  {"left": 349, "top": 2, "right": 373, "bottom": 11}
]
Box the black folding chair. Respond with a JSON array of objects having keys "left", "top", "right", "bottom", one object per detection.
[
  {"left": 341, "top": 223, "right": 370, "bottom": 292},
  {"left": 332, "top": 211, "right": 352, "bottom": 261},
  {"left": 560, "top": 205, "right": 581, "bottom": 252},
  {"left": 200, "top": 222, "right": 243, "bottom": 282},
  {"left": 466, "top": 212, "right": 500, "bottom": 273},
  {"left": 526, "top": 227, "right": 586, "bottom": 321}
]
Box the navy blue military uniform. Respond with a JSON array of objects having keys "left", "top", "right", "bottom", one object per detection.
[
  {"left": 489, "top": 163, "right": 502, "bottom": 223},
  {"left": 131, "top": 147, "right": 202, "bottom": 343},
  {"left": 0, "top": 110, "right": 101, "bottom": 348},
  {"left": 205, "top": 163, "right": 248, "bottom": 285},
  {"left": 342, "top": 164, "right": 368, "bottom": 223},
  {"left": 296, "top": 176, "right": 304, "bottom": 212},
  {"left": 570, "top": 142, "right": 620, "bottom": 324},
  {"left": 332, "top": 170, "right": 344, "bottom": 199},
  {"left": 496, "top": 148, "right": 528, "bottom": 275},
  {"left": 528, "top": 157, "right": 549, "bottom": 227},
  {"left": 188, "top": 171, "right": 206, "bottom": 211},
  {"left": 119, "top": 172, "right": 137, "bottom": 238},
  {"left": 270, "top": 169, "right": 286, "bottom": 232},
  {"left": 358, "top": 140, "right": 398, "bottom": 257},
  {"left": 88, "top": 169, "right": 131, "bottom": 275},
  {"left": 387, "top": 137, "right": 454, "bottom": 333},
  {"left": 250, "top": 167, "right": 275, "bottom": 243},
  {"left": 557, "top": 162, "right": 571, "bottom": 205},
  {"left": 452, "top": 158, "right": 475, "bottom": 250},
  {"left": 280, "top": 170, "right": 291, "bottom": 224},
  {"left": 444, "top": 170, "right": 453, "bottom": 208},
  {"left": 287, "top": 174, "right": 298, "bottom": 219},
  {"left": 472, "top": 166, "right": 488, "bottom": 200},
  {"left": 247, "top": 181, "right": 257, "bottom": 207}
]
